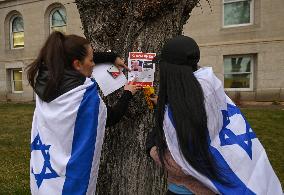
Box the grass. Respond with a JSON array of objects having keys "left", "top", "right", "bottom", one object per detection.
[
  {"left": 241, "top": 107, "right": 284, "bottom": 186},
  {"left": 0, "top": 103, "right": 283, "bottom": 194},
  {"left": 0, "top": 103, "right": 34, "bottom": 195}
]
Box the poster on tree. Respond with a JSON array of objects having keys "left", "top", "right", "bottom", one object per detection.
[{"left": 128, "top": 52, "right": 156, "bottom": 87}]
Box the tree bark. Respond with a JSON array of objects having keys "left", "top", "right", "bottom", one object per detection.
[{"left": 75, "top": 1, "right": 200, "bottom": 194}]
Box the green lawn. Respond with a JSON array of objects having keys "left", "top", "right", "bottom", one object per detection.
[
  {"left": 0, "top": 103, "right": 34, "bottom": 194},
  {"left": 0, "top": 103, "right": 283, "bottom": 194}
]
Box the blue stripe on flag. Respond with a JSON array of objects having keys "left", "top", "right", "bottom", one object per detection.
[
  {"left": 62, "top": 82, "right": 100, "bottom": 194},
  {"left": 209, "top": 146, "right": 255, "bottom": 195},
  {"left": 167, "top": 106, "right": 256, "bottom": 195}
]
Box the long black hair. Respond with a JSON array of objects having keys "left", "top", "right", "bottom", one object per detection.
[
  {"left": 155, "top": 35, "right": 229, "bottom": 184},
  {"left": 26, "top": 31, "right": 90, "bottom": 101}
]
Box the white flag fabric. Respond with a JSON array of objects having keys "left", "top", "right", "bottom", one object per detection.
[
  {"left": 30, "top": 78, "right": 107, "bottom": 195},
  {"left": 163, "top": 67, "right": 283, "bottom": 195}
]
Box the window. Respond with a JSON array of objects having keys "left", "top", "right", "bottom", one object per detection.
[
  {"left": 10, "top": 15, "right": 24, "bottom": 48},
  {"left": 50, "top": 8, "right": 67, "bottom": 33},
  {"left": 11, "top": 69, "right": 23, "bottom": 93},
  {"left": 224, "top": 55, "right": 254, "bottom": 91},
  {"left": 223, "top": 0, "right": 253, "bottom": 27}
]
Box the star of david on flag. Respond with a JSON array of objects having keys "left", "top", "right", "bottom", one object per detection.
[
  {"left": 31, "top": 134, "right": 59, "bottom": 188},
  {"left": 219, "top": 103, "right": 257, "bottom": 159}
]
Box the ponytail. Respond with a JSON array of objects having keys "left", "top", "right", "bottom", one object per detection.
[
  {"left": 26, "top": 31, "right": 90, "bottom": 101},
  {"left": 43, "top": 31, "right": 66, "bottom": 99}
]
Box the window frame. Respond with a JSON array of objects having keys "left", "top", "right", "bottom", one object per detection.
[
  {"left": 224, "top": 55, "right": 254, "bottom": 91},
  {"left": 11, "top": 68, "right": 23, "bottom": 93},
  {"left": 222, "top": 0, "right": 254, "bottom": 28},
  {"left": 49, "top": 7, "right": 67, "bottom": 34},
  {"left": 10, "top": 15, "right": 24, "bottom": 49}
]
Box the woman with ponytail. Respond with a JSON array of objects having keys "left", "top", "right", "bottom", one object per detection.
[
  {"left": 146, "top": 36, "right": 282, "bottom": 195},
  {"left": 27, "top": 31, "right": 141, "bottom": 194}
]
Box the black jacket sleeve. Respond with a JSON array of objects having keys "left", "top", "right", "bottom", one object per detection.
[
  {"left": 146, "top": 128, "right": 157, "bottom": 157},
  {"left": 106, "top": 90, "right": 133, "bottom": 127},
  {"left": 93, "top": 52, "right": 119, "bottom": 64}
]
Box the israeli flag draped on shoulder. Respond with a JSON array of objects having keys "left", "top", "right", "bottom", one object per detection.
[
  {"left": 163, "top": 67, "right": 283, "bottom": 195},
  {"left": 30, "top": 78, "right": 107, "bottom": 195}
]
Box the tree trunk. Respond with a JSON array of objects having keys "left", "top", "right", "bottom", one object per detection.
[{"left": 75, "top": 1, "right": 200, "bottom": 194}]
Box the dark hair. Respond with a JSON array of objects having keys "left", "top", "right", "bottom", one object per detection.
[
  {"left": 155, "top": 36, "right": 229, "bottom": 184},
  {"left": 26, "top": 31, "right": 90, "bottom": 100}
]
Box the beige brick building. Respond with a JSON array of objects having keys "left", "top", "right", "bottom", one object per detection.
[
  {"left": 184, "top": 0, "right": 284, "bottom": 101},
  {"left": 0, "top": 0, "right": 84, "bottom": 101},
  {"left": 0, "top": 0, "right": 283, "bottom": 101}
]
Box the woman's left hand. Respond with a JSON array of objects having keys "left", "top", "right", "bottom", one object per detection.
[
  {"left": 114, "top": 57, "right": 131, "bottom": 72},
  {"left": 150, "top": 95, "right": 158, "bottom": 105}
]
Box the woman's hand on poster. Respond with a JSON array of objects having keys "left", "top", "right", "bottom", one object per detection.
[
  {"left": 114, "top": 57, "right": 131, "bottom": 72},
  {"left": 124, "top": 79, "right": 142, "bottom": 95}
]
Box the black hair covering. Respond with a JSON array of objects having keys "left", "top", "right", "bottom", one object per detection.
[
  {"left": 160, "top": 35, "right": 200, "bottom": 69},
  {"left": 155, "top": 35, "right": 230, "bottom": 185}
]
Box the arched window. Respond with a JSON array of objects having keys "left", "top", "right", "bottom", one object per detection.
[
  {"left": 10, "top": 15, "right": 24, "bottom": 48},
  {"left": 50, "top": 7, "right": 67, "bottom": 33}
]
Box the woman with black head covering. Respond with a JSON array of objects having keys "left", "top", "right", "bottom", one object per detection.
[{"left": 146, "top": 36, "right": 282, "bottom": 195}]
